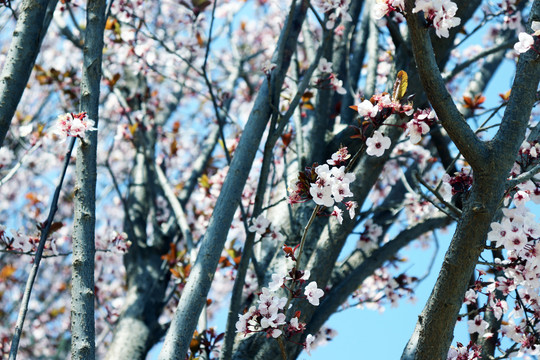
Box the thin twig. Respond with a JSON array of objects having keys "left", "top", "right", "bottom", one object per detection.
[
  {"left": 155, "top": 162, "right": 195, "bottom": 253},
  {"left": 443, "top": 39, "right": 515, "bottom": 81},
  {"left": 0, "top": 142, "right": 41, "bottom": 186},
  {"left": 414, "top": 171, "right": 462, "bottom": 216},
  {"left": 9, "top": 137, "right": 77, "bottom": 360},
  {"left": 506, "top": 162, "right": 540, "bottom": 188}
]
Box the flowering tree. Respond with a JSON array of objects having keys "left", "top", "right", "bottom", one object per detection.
[{"left": 0, "top": 0, "right": 540, "bottom": 359}]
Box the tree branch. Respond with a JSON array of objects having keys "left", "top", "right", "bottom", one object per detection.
[
  {"left": 9, "top": 137, "right": 76, "bottom": 360},
  {"left": 404, "top": 0, "right": 488, "bottom": 171},
  {"left": 158, "top": 1, "right": 310, "bottom": 358},
  {"left": 0, "top": 0, "right": 58, "bottom": 148},
  {"left": 307, "top": 214, "right": 451, "bottom": 338}
]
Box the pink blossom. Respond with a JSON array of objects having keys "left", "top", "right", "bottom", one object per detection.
[
  {"left": 514, "top": 32, "right": 535, "bottom": 53},
  {"left": 0, "top": 148, "right": 14, "bottom": 167},
  {"left": 356, "top": 99, "right": 379, "bottom": 118},
  {"left": 304, "top": 281, "right": 324, "bottom": 306},
  {"left": 331, "top": 206, "right": 343, "bottom": 224},
  {"left": 467, "top": 314, "right": 489, "bottom": 336},
  {"left": 318, "top": 58, "right": 333, "bottom": 73},
  {"left": 326, "top": 147, "right": 350, "bottom": 166},
  {"left": 304, "top": 334, "right": 315, "bottom": 355},
  {"left": 366, "top": 130, "right": 391, "bottom": 157},
  {"left": 54, "top": 112, "right": 96, "bottom": 141},
  {"left": 345, "top": 201, "right": 358, "bottom": 219},
  {"left": 463, "top": 289, "right": 477, "bottom": 305},
  {"left": 413, "top": 0, "right": 461, "bottom": 38},
  {"left": 249, "top": 215, "right": 270, "bottom": 235}
]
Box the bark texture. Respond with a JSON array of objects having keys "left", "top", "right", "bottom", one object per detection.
[
  {"left": 71, "top": 1, "right": 107, "bottom": 359},
  {"left": 0, "top": 0, "right": 57, "bottom": 147},
  {"left": 401, "top": 1, "right": 540, "bottom": 359}
]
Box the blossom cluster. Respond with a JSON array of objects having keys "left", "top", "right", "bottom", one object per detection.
[
  {"left": 235, "top": 288, "right": 289, "bottom": 339},
  {"left": 54, "top": 112, "right": 96, "bottom": 141},
  {"left": 308, "top": 164, "right": 355, "bottom": 207},
  {"left": 354, "top": 93, "right": 414, "bottom": 121},
  {"left": 500, "top": 0, "right": 521, "bottom": 30},
  {"left": 351, "top": 92, "right": 414, "bottom": 158},
  {"left": 288, "top": 147, "right": 358, "bottom": 223},
  {"left": 312, "top": 0, "right": 353, "bottom": 30},
  {"left": 356, "top": 219, "right": 383, "bottom": 253},
  {"left": 373, "top": 0, "right": 461, "bottom": 38},
  {"left": 442, "top": 168, "right": 473, "bottom": 196},
  {"left": 446, "top": 342, "right": 481, "bottom": 360},
  {"left": 458, "top": 147, "right": 540, "bottom": 356},
  {"left": 314, "top": 58, "right": 347, "bottom": 95},
  {"left": 488, "top": 207, "right": 539, "bottom": 255},
  {"left": 405, "top": 108, "right": 436, "bottom": 144},
  {"left": 352, "top": 267, "right": 417, "bottom": 310},
  {"left": 505, "top": 140, "right": 540, "bottom": 206},
  {"left": 236, "top": 246, "right": 325, "bottom": 354},
  {"left": 412, "top": 0, "right": 461, "bottom": 38},
  {"left": 248, "top": 215, "right": 285, "bottom": 242},
  {"left": 514, "top": 21, "right": 540, "bottom": 54},
  {"left": 109, "top": 231, "right": 131, "bottom": 254}
]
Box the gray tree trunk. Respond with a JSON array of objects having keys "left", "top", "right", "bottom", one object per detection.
[
  {"left": 158, "top": 1, "right": 310, "bottom": 358},
  {"left": 0, "top": 0, "right": 57, "bottom": 148},
  {"left": 70, "top": 0, "right": 107, "bottom": 359},
  {"left": 401, "top": 1, "right": 540, "bottom": 359}
]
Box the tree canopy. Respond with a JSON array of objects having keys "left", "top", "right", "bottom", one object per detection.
[{"left": 0, "top": 0, "right": 540, "bottom": 359}]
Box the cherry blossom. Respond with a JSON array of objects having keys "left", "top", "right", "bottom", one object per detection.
[
  {"left": 329, "top": 76, "right": 347, "bottom": 95},
  {"left": 463, "top": 289, "right": 477, "bottom": 305},
  {"left": 447, "top": 342, "right": 481, "bottom": 360},
  {"left": 248, "top": 215, "right": 271, "bottom": 235},
  {"left": 366, "top": 130, "right": 391, "bottom": 157},
  {"left": 356, "top": 99, "right": 379, "bottom": 118},
  {"left": 304, "top": 334, "right": 315, "bottom": 355},
  {"left": 372, "top": 0, "right": 405, "bottom": 20},
  {"left": 54, "top": 112, "right": 96, "bottom": 141},
  {"left": 514, "top": 32, "right": 535, "bottom": 53},
  {"left": 344, "top": 201, "right": 358, "bottom": 219},
  {"left": 327, "top": 147, "right": 350, "bottom": 166},
  {"left": 312, "top": 0, "right": 353, "bottom": 29},
  {"left": 308, "top": 163, "right": 355, "bottom": 207},
  {"left": 264, "top": 225, "right": 285, "bottom": 242},
  {"left": 413, "top": 0, "right": 461, "bottom": 38},
  {"left": 331, "top": 206, "right": 344, "bottom": 224},
  {"left": 304, "top": 281, "right": 325, "bottom": 306},
  {"left": 318, "top": 58, "right": 333, "bottom": 73},
  {"left": 235, "top": 287, "right": 289, "bottom": 339},
  {"left": 0, "top": 147, "right": 14, "bottom": 167},
  {"left": 288, "top": 317, "right": 306, "bottom": 333},
  {"left": 1, "top": 0, "right": 539, "bottom": 358},
  {"left": 356, "top": 219, "right": 383, "bottom": 253},
  {"left": 467, "top": 315, "right": 489, "bottom": 336},
  {"left": 268, "top": 270, "right": 288, "bottom": 292},
  {"left": 406, "top": 108, "right": 436, "bottom": 144}
]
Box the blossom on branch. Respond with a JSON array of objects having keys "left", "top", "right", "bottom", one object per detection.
[
  {"left": 248, "top": 215, "right": 271, "bottom": 235},
  {"left": 514, "top": 21, "right": 540, "bottom": 53},
  {"left": 514, "top": 32, "right": 535, "bottom": 53},
  {"left": 54, "top": 112, "right": 96, "bottom": 141},
  {"left": 304, "top": 281, "right": 325, "bottom": 306},
  {"left": 406, "top": 108, "right": 436, "bottom": 144},
  {"left": 366, "top": 130, "right": 391, "bottom": 157},
  {"left": 412, "top": 0, "right": 461, "bottom": 38},
  {"left": 467, "top": 315, "right": 489, "bottom": 336},
  {"left": 372, "top": 0, "right": 405, "bottom": 20}
]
